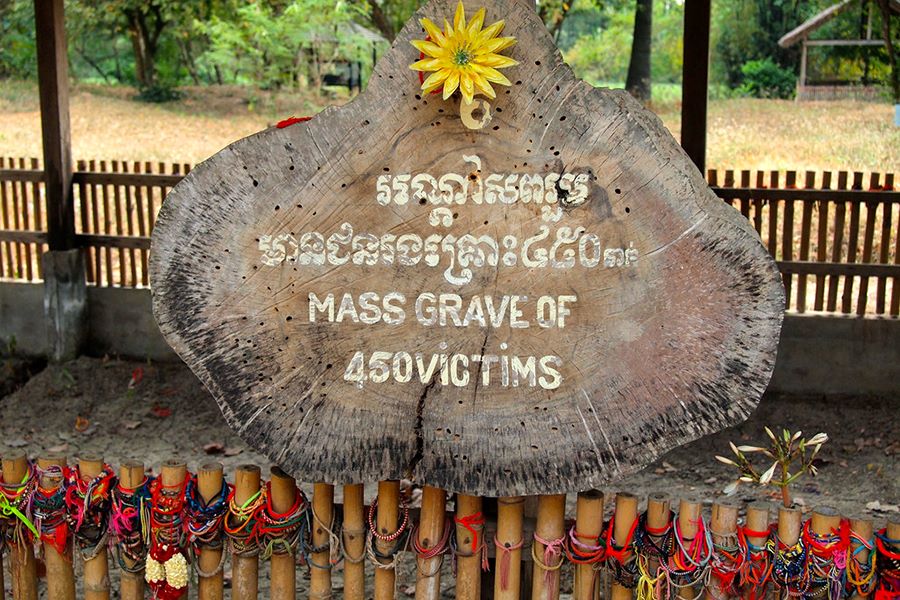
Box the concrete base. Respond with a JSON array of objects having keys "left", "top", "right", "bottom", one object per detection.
[
  {"left": 2, "top": 282, "right": 899, "bottom": 395},
  {"left": 42, "top": 250, "right": 87, "bottom": 362}
]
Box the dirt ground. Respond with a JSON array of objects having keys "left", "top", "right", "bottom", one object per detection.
[{"left": 1, "top": 356, "right": 897, "bottom": 598}]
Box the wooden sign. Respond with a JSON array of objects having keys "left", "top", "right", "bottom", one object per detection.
[{"left": 150, "top": 0, "right": 784, "bottom": 495}]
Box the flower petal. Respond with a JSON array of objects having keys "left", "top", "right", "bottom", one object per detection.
[
  {"left": 420, "top": 18, "right": 447, "bottom": 47},
  {"left": 477, "top": 20, "right": 505, "bottom": 42},
  {"left": 443, "top": 70, "right": 461, "bottom": 99},
  {"left": 453, "top": 0, "right": 466, "bottom": 33},
  {"left": 472, "top": 64, "right": 511, "bottom": 86},
  {"left": 471, "top": 73, "right": 497, "bottom": 99},
  {"left": 411, "top": 39, "right": 445, "bottom": 58},
  {"left": 459, "top": 71, "right": 475, "bottom": 105},
  {"left": 477, "top": 36, "right": 517, "bottom": 55},
  {"left": 421, "top": 69, "right": 450, "bottom": 94},
  {"left": 477, "top": 53, "right": 518, "bottom": 69},
  {"left": 467, "top": 7, "right": 486, "bottom": 36},
  {"left": 409, "top": 58, "right": 442, "bottom": 72}
]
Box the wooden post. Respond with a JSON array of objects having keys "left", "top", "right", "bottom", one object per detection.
[
  {"left": 742, "top": 503, "right": 770, "bottom": 600},
  {"left": 494, "top": 497, "right": 525, "bottom": 600},
  {"left": 269, "top": 467, "right": 298, "bottom": 600},
  {"left": 645, "top": 494, "right": 671, "bottom": 577},
  {"left": 455, "top": 494, "right": 484, "bottom": 600},
  {"left": 799, "top": 41, "right": 808, "bottom": 98},
  {"left": 374, "top": 480, "right": 401, "bottom": 600},
  {"left": 531, "top": 494, "right": 566, "bottom": 600},
  {"left": 118, "top": 461, "right": 146, "bottom": 600},
  {"left": 2, "top": 452, "right": 37, "bottom": 600},
  {"left": 708, "top": 502, "right": 738, "bottom": 599},
  {"left": 310, "top": 482, "right": 335, "bottom": 600},
  {"left": 572, "top": 491, "right": 604, "bottom": 600},
  {"left": 848, "top": 515, "right": 873, "bottom": 599},
  {"left": 37, "top": 455, "right": 75, "bottom": 600},
  {"left": 681, "top": 0, "right": 712, "bottom": 173},
  {"left": 610, "top": 493, "right": 639, "bottom": 600},
  {"left": 231, "top": 465, "right": 261, "bottom": 600},
  {"left": 197, "top": 463, "right": 225, "bottom": 600},
  {"left": 78, "top": 457, "right": 110, "bottom": 600},
  {"left": 159, "top": 462, "right": 188, "bottom": 597},
  {"left": 342, "top": 484, "right": 366, "bottom": 600},
  {"left": 676, "top": 499, "right": 702, "bottom": 600},
  {"left": 415, "top": 486, "right": 448, "bottom": 600}
]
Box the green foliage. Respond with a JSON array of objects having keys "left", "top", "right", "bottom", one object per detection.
[
  {"left": 0, "top": 0, "right": 36, "bottom": 79},
  {"left": 564, "top": 0, "right": 684, "bottom": 86},
  {"left": 738, "top": 58, "right": 796, "bottom": 98}
]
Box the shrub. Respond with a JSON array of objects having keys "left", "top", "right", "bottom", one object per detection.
[{"left": 738, "top": 59, "right": 796, "bottom": 99}]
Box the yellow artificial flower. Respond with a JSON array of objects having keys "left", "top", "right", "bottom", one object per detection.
[{"left": 409, "top": 1, "right": 518, "bottom": 105}]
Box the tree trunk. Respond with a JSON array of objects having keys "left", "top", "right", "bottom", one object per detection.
[
  {"left": 625, "top": 0, "right": 653, "bottom": 103},
  {"left": 875, "top": 0, "right": 898, "bottom": 102},
  {"left": 367, "top": 0, "right": 396, "bottom": 41}
]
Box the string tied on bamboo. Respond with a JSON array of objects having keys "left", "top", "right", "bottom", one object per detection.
[
  {"left": 309, "top": 504, "right": 342, "bottom": 569},
  {"left": 709, "top": 525, "right": 745, "bottom": 598},
  {"left": 768, "top": 528, "right": 811, "bottom": 596},
  {"left": 875, "top": 529, "right": 900, "bottom": 599},
  {"left": 32, "top": 463, "right": 71, "bottom": 556},
  {"left": 605, "top": 512, "right": 641, "bottom": 589},
  {"left": 257, "top": 480, "right": 309, "bottom": 561},
  {"left": 146, "top": 472, "right": 191, "bottom": 600},
  {"left": 110, "top": 473, "right": 153, "bottom": 574},
  {"left": 493, "top": 532, "right": 524, "bottom": 591},
  {"left": 64, "top": 462, "right": 116, "bottom": 560},
  {"left": 185, "top": 474, "right": 231, "bottom": 577},
  {"left": 737, "top": 524, "right": 773, "bottom": 599},
  {"left": 802, "top": 517, "right": 850, "bottom": 599},
  {"left": 365, "top": 495, "right": 411, "bottom": 570},
  {"left": 0, "top": 460, "right": 39, "bottom": 548},
  {"left": 224, "top": 486, "right": 265, "bottom": 558},
  {"left": 413, "top": 517, "right": 452, "bottom": 577},
  {"left": 453, "top": 511, "right": 489, "bottom": 572},
  {"left": 634, "top": 509, "right": 675, "bottom": 600},
  {"left": 846, "top": 527, "right": 877, "bottom": 596},
  {"left": 665, "top": 511, "right": 712, "bottom": 595}
]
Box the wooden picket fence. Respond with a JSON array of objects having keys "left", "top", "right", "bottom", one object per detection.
[
  {"left": 1, "top": 453, "right": 899, "bottom": 600},
  {"left": 0, "top": 158, "right": 897, "bottom": 316}
]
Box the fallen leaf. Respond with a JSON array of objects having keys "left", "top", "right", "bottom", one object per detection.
[
  {"left": 128, "top": 367, "right": 144, "bottom": 390},
  {"left": 150, "top": 405, "right": 172, "bottom": 418},
  {"left": 8, "top": 438, "right": 28, "bottom": 448},
  {"left": 204, "top": 442, "right": 225, "bottom": 455},
  {"left": 866, "top": 500, "right": 899, "bottom": 513},
  {"left": 661, "top": 461, "right": 676, "bottom": 473},
  {"left": 401, "top": 584, "right": 416, "bottom": 597},
  {"left": 122, "top": 420, "right": 142, "bottom": 430},
  {"left": 74, "top": 416, "right": 90, "bottom": 432},
  {"left": 704, "top": 477, "right": 717, "bottom": 484},
  {"left": 48, "top": 443, "right": 68, "bottom": 453},
  {"left": 224, "top": 447, "right": 243, "bottom": 457}
]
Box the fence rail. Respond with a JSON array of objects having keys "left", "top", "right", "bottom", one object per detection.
[
  {"left": 0, "top": 453, "right": 898, "bottom": 600},
  {"left": 1, "top": 158, "right": 897, "bottom": 316}
]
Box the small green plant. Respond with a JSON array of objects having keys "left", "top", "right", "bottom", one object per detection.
[
  {"left": 716, "top": 427, "right": 828, "bottom": 508},
  {"left": 135, "top": 85, "right": 183, "bottom": 104},
  {"left": 738, "top": 59, "right": 796, "bottom": 99}
]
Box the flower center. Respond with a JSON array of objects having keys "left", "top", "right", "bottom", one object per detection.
[{"left": 453, "top": 48, "right": 472, "bottom": 67}]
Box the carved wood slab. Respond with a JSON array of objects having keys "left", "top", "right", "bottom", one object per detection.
[{"left": 150, "top": 0, "right": 784, "bottom": 496}]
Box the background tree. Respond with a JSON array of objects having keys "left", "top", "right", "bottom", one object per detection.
[{"left": 624, "top": 0, "right": 652, "bottom": 101}]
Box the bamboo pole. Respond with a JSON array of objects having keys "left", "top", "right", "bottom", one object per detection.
[
  {"left": 197, "top": 462, "right": 225, "bottom": 600},
  {"left": 2, "top": 452, "right": 37, "bottom": 600},
  {"left": 158, "top": 461, "right": 188, "bottom": 598},
  {"left": 676, "top": 499, "right": 702, "bottom": 600},
  {"left": 342, "top": 484, "right": 366, "bottom": 600},
  {"left": 415, "top": 486, "right": 448, "bottom": 600},
  {"left": 232, "top": 464, "right": 261, "bottom": 600},
  {"left": 531, "top": 494, "right": 566, "bottom": 600},
  {"left": 572, "top": 490, "right": 604, "bottom": 600},
  {"left": 78, "top": 456, "right": 110, "bottom": 600},
  {"left": 645, "top": 494, "right": 671, "bottom": 578},
  {"left": 310, "top": 482, "right": 335, "bottom": 600},
  {"left": 455, "top": 494, "right": 484, "bottom": 600},
  {"left": 848, "top": 515, "right": 873, "bottom": 599},
  {"left": 709, "top": 502, "right": 738, "bottom": 600},
  {"left": 610, "top": 492, "right": 639, "bottom": 600},
  {"left": 374, "top": 480, "right": 401, "bottom": 600},
  {"left": 37, "top": 455, "right": 75, "bottom": 600},
  {"left": 269, "top": 467, "right": 298, "bottom": 600},
  {"left": 493, "top": 496, "right": 525, "bottom": 600},
  {"left": 118, "top": 461, "right": 146, "bottom": 600},
  {"left": 742, "top": 502, "right": 770, "bottom": 600}
]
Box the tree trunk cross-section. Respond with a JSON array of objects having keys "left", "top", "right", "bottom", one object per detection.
[{"left": 150, "top": 0, "right": 784, "bottom": 496}]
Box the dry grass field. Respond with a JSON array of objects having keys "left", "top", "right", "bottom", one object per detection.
[{"left": 1, "top": 81, "right": 897, "bottom": 173}]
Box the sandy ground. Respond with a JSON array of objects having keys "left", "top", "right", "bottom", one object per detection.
[{"left": 1, "top": 356, "right": 897, "bottom": 598}]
